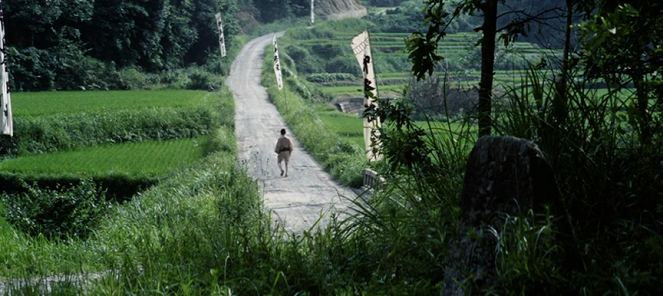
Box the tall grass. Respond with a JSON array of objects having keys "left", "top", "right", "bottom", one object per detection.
[{"left": 490, "top": 65, "right": 663, "bottom": 294}]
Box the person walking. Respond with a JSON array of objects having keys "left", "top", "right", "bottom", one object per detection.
[{"left": 274, "top": 128, "right": 293, "bottom": 177}]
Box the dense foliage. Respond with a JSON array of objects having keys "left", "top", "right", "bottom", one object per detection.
[
  {"left": 1, "top": 180, "right": 108, "bottom": 241},
  {"left": 5, "top": 0, "right": 240, "bottom": 91},
  {"left": 369, "top": 0, "right": 663, "bottom": 293}
]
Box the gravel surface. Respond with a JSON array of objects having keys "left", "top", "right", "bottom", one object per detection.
[{"left": 225, "top": 32, "right": 358, "bottom": 233}]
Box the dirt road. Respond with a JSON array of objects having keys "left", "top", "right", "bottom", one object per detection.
[{"left": 225, "top": 33, "right": 357, "bottom": 233}]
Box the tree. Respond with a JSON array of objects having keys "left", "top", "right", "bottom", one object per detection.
[
  {"left": 4, "top": 0, "right": 99, "bottom": 91},
  {"left": 253, "top": 0, "right": 293, "bottom": 22},
  {"left": 184, "top": 0, "right": 239, "bottom": 66},
  {"left": 406, "top": 0, "right": 567, "bottom": 137},
  {"left": 4, "top": 0, "right": 94, "bottom": 48},
  {"left": 159, "top": 0, "right": 198, "bottom": 69},
  {"left": 577, "top": 1, "right": 663, "bottom": 144},
  {"left": 85, "top": 0, "right": 169, "bottom": 70}
]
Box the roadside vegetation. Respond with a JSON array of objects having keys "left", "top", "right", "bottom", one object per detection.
[{"left": 258, "top": 0, "right": 663, "bottom": 294}]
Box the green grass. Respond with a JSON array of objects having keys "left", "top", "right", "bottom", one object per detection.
[
  {"left": 317, "top": 107, "right": 364, "bottom": 148},
  {"left": 12, "top": 90, "right": 210, "bottom": 117},
  {"left": 0, "top": 202, "right": 12, "bottom": 239},
  {"left": 0, "top": 136, "right": 209, "bottom": 177}
]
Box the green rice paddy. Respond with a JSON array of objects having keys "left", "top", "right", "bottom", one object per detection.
[
  {"left": 12, "top": 90, "right": 210, "bottom": 117},
  {"left": 317, "top": 108, "right": 364, "bottom": 148},
  {"left": 2, "top": 90, "right": 222, "bottom": 180},
  {"left": 0, "top": 136, "right": 209, "bottom": 176}
]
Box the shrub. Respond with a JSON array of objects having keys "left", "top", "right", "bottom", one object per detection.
[
  {"left": 1, "top": 179, "right": 109, "bottom": 241},
  {"left": 325, "top": 56, "right": 362, "bottom": 76},
  {"left": 305, "top": 73, "right": 357, "bottom": 84},
  {"left": 186, "top": 68, "right": 219, "bottom": 90},
  {"left": 308, "top": 43, "right": 347, "bottom": 60},
  {"left": 8, "top": 43, "right": 125, "bottom": 91},
  {"left": 285, "top": 45, "right": 323, "bottom": 74},
  {"left": 116, "top": 67, "right": 150, "bottom": 90}
]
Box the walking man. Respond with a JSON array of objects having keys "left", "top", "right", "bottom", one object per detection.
[{"left": 274, "top": 128, "right": 293, "bottom": 177}]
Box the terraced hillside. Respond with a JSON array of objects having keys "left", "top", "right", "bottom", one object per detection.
[{"left": 284, "top": 27, "right": 559, "bottom": 99}]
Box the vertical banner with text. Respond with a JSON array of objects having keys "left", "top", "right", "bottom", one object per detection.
[
  {"left": 215, "top": 13, "right": 227, "bottom": 57},
  {"left": 272, "top": 35, "right": 284, "bottom": 90},
  {"left": 0, "top": 1, "right": 12, "bottom": 137},
  {"left": 310, "top": 0, "right": 315, "bottom": 24},
  {"left": 351, "top": 30, "right": 381, "bottom": 161}
]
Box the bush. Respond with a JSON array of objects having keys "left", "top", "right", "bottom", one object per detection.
[
  {"left": 369, "top": 0, "right": 408, "bottom": 6},
  {"left": 284, "top": 45, "right": 323, "bottom": 74},
  {"left": 8, "top": 44, "right": 124, "bottom": 91},
  {"left": 306, "top": 73, "right": 358, "bottom": 84},
  {"left": 366, "top": 2, "right": 427, "bottom": 33},
  {"left": 1, "top": 179, "right": 109, "bottom": 240},
  {"left": 116, "top": 67, "right": 151, "bottom": 90},
  {"left": 186, "top": 67, "right": 220, "bottom": 90},
  {"left": 308, "top": 43, "right": 347, "bottom": 60},
  {"left": 325, "top": 56, "right": 362, "bottom": 76}
]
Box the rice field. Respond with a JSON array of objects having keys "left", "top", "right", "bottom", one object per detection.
[
  {"left": 0, "top": 136, "right": 209, "bottom": 176},
  {"left": 12, "top": 90, "right": 211, "bottom": 117},
  {"left": 0, "top": 89, "right": 228, "bottom": 186},
  {"left": 317, "top": 108, "right": 364, "bottom": 148},
  {"left": 301, "top": 27, "right": 558, "bottom": 99}
]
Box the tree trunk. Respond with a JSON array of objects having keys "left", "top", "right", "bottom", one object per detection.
[
  {"left": 478, "top": 0, "right": 497, "bottom": 137},
  {"left": 553, "top": 0, "right": 573, "bottom": 124},
  {"left": 634, "top": 74, "right": 652, "bottom": 144}
]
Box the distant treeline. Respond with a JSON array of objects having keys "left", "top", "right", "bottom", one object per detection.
[{"left": 3, "top": 0, "right": 318, "bottom": 92}]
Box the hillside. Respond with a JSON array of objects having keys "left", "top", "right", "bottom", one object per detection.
[{"left": 317, "top": 0, "right": 367, "bottom": 20}]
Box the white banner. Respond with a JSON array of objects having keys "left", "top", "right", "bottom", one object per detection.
[
  {"left": 351, "top": 30, "right": 380, "bottom": 160},
  {"left": 0, "top": 6, "right": 12, "bottom": 137},
  {"left": 272, "top": 34, "right": 284, "bottom": 90},
  {"left": 215, "top": 13, "right": 227, "bottom": 57},
  {"left": 310, "top": 0, "right": 315, "bottom": 24}
]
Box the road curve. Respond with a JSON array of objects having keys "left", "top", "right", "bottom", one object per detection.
[{"left": 225, "top": 33, "right": 357, "bottom": 233}]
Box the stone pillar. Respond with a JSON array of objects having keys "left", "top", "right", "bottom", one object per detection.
[{"left": 443, "top": 136, "right": 573, "bottom": 295}]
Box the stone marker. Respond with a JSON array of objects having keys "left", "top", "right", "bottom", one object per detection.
[{"left": 442, "top": 135, "right": 569, "bottom": 295}]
